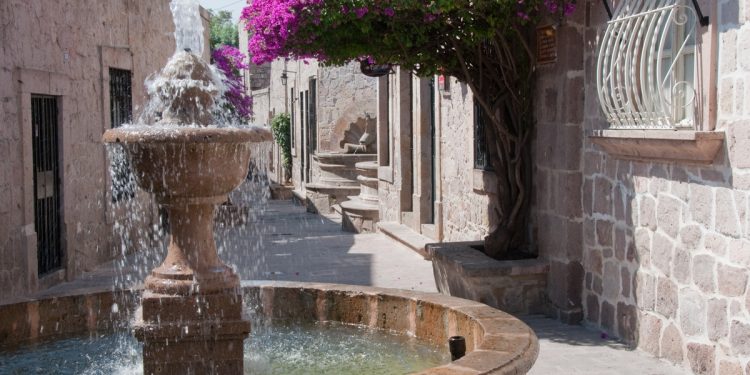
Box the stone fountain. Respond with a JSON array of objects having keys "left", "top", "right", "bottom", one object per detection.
[{"left": 102, "top": 1, "right": 270, "bottom": 373}]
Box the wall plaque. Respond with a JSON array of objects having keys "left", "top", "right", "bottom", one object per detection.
[{"left": 536, "top": 26, "right": 557, "bottom": 65}]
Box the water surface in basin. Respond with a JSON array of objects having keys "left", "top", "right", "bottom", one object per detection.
[{"left": 0, "top": 321, "right": 449, "bottom": 374}]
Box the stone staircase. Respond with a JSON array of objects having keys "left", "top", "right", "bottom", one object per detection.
[{"left": 340, "top": 161, "right": 380, "bottom": 233}]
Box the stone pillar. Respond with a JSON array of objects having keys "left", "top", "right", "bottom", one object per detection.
[
  {"left": 341, "top": 161, "right": 380, "bottom": 233},
  {"left": 133, "top": 200, "right": 250, "bottom": 375}
]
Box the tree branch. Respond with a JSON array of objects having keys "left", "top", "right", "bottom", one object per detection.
[{"left": 450, "top": 38, "right": 517, "bottom": 142}]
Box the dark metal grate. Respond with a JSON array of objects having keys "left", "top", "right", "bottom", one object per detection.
[
  {"left": 300, "top": 91, "right": 305, "bottom": 182},
  {"left": 473, "top": 99, "right": 492, "bottom": 171},
  {"left": 384, "top": 77, "right": 390, "bottom": 166},
  {"left": 290, "top": 87, "right": 296, "bottom": 149},
  {"left": 110, "top": 68, "right": 132, "bottom": 128},
  {"left": 32, "top": 95, "right": 63, "bottom": 275},
  {"left": 429, "top": 77, "right": 436, "bottom": 223},
  {"left": 109, "top": 68, "right": 135, "bottom": 202},
  {"left": 309, "top": 78, "right": 317, "bottom": 153},
  {"left": 304, "top": 90, "right": 311, "bottom": 183},
  {"left": 407, "top": 72, "right": 419, "bottom": 200}
]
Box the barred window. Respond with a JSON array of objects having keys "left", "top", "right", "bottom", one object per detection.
[
  {"left": 597, "top": 0, "right": 701, "bottom": 129},
  {"left": 473, "top": 99, "right": 491, "bottom": 171},
  {"left": 109, "top": 68, "right": 135, "bottom": 202},
  {"left": 290, "top": 87, "right": 296, "bottom": 150}
]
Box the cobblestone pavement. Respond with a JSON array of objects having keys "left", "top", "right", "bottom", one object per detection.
[{"left": 37, "top": 199, "right": 685, "bottom": 374}]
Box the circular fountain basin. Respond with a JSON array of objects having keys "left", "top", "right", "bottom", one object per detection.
[
  {"left": 103, "top": 126, "right": 272, "bottom": 202},
  {"left": 0, "top": 281, "right": 539, "bottom": 374}
]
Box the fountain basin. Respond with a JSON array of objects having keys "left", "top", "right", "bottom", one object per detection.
[
  {"left": 103, "top": 126, "right": 271, "bottom": 202},
  {"left": 0, "top": 282, "right": 539, "bottom": 374}
]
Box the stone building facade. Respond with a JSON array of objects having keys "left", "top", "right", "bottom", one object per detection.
[
  {"left": 239, "top": 28, "right": 379, "bottom": 196},
  {"left": 580, "top": 1, "right": 750, "bottom": 373},
  {"left": 376, "top": 0, "right": 750, "bottom": 373},
  {"left": 0, "top": 0, "right": 210, "bottom": 302},
  {"left": 239, "top": 1, "right": 748, "bottom": 372},
  {"left": 375, "top": 69, "right": 498, "bottom": 243}
]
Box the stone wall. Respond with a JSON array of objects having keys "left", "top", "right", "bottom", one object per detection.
[
  {"left": 577, "top": 1, "right": 750, "bottom": 373},
  {"left": 317, "top": 62, "right": 377, "bottom": 152},
  {"left": 437, "top": 80, "right": 495, "bottom": 241},
  {"left": 371, "top": 2, "right": 750, "bottom": 373},
  {"left": 0, "top": 0, "right": 196, "bottom": 302},
  {"left": 238, "top": 22, "right": 271, "bottom": 93},
  {"left": 377, "top": 69, "right": 411, "bottom": 223},
  {"left": 531, "top": 9, "right": 588, "bottom": 324}
]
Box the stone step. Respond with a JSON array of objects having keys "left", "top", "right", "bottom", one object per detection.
[
  {"left": 340, "top": 200, "right": 379, "bottom": 234},
  {"left": 291, "top": 189, "right": 306, "bottom": 206},
  {"left": 346, "top": 195, "right": 378, "bottom": 204},
  {"left": 269, "top": 183, "right": 293, "bottom": 200},
  {"left": 356, "top": 174, "right": 379, "bottom": 184},
  {"left": 331, "top": 203, "right": 342, "bottom": 215},
  {"left": 354, "top": 160, "right": 379, "bottom": 170},
  {"left": 306, "top": 183, "right": 360, "bottom": 193},
  {"left": 377, "top": 222, "right": 433, "bottom": 260},
  {"left": 340, "top": 198, "right": 379, "bottom": 214}
]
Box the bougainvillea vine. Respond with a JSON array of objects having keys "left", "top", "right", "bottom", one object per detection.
[{"left": 212, "top": 44, "right": 253, "bottom": 121}]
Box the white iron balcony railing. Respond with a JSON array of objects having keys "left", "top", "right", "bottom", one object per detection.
[{"left": 597, "top": 0, "right": 700, "bottom": 129}]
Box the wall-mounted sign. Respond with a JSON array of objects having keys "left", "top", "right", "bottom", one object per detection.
[
  {"left": 438, "top": 75, "right": 450, "bottom": 92},
  {"left": 536, "top": 26, "right": 557, "bottom": 65}
]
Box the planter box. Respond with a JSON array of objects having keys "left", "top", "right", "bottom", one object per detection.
[{"left": 428, "top": 241, "right": 549, "bottom": 315}]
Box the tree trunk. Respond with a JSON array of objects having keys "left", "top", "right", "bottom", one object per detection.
[
  {"left": 482, "top": 124, "right": 532, "bottom": 259},
  {"left": 450, "top": 28, "right": 535, "bottom": 260}
]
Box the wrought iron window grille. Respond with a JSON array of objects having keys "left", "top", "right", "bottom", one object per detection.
[
  {"left": 109, "top": 68, "right": 136, "bottom": 202},
  {"left": 601, "top": 0, "right": 708, "bottom": 26},
  {"left": 32, "top": 95, "right": 63, "bottom": 275},
  {"left": 597, "top": 0, "right": 702, "bottom": 130}
]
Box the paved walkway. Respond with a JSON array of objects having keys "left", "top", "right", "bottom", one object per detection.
[{"left": 37, "top": 197, "right": 685, "bottom": 374}]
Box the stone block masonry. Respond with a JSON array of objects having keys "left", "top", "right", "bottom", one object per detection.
[
  {"left": 430, "top": 241, "right": 549, "bottom": 315},
  {"left": 577, "top": 1, "right": 750, "bottom": 373},
  {"left": 0, "top": 0, "right": 186, "bottom": 303}
]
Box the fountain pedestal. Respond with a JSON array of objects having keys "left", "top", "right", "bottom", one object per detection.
[
  {"left": 104, "top": 126, "right": 271, "bottom": 375},
  {"left": 133, "top": 201, "right": 250, "bottom": 375}
]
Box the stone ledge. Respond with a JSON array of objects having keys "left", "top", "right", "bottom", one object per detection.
[
  {"left": 378, "top": 166, "right": 394, "bottom": 183},
  {"left": 429, "top": 241, "right": 549, "bottom": 315},
  {"left": 588, "top": 129, "right": 725, "bottom": 164},
  {"left": 378, "top": 221, "right": 432, "bottom": 259},
  {"left": 341, "top": 199, "right": 379, "bottom": 233}
]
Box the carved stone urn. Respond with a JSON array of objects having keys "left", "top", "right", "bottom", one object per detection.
[{"left": 103, "top": 51, "right": 271, "bottom": 375}]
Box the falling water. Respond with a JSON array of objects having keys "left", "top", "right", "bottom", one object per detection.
[
  {"left": 0, "top": 0, "right": 449, "bottom": 373},
  {"left": 169, "top": 0, "right": 204, "bottom": 56}
]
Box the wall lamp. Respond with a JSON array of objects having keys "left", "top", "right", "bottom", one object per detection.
[
  {"left": 600, "top": 0, "right": 709, "bottom": 26},
  {"left": 280, "top": 70, "right": 297, "bottom": 86}
]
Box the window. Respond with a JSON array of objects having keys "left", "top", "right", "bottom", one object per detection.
[
  {"left": 290, "top": 87, "right": 295, "bottom": 150},
  {"left": 31, "top": 95, "right": 63, "bottom": 275},
  {"left": 384, "top": 76, "right": 391, "bottom": 166},
  {"left": 596, "top": 0, "right": 700, "bottom": 129},
  {"left": 109, "top": 68, "right": 135, "bottom": 202},
  {"left": 308, "top": 78, "right": 317, "bottom": 153},
  {"left": 473, "top": 99, "right": 491, "bottom": 170}
]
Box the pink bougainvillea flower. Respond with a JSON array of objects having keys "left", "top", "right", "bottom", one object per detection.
[{"left": 212, "top": 45, "right": 253, "bottom": 121}]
